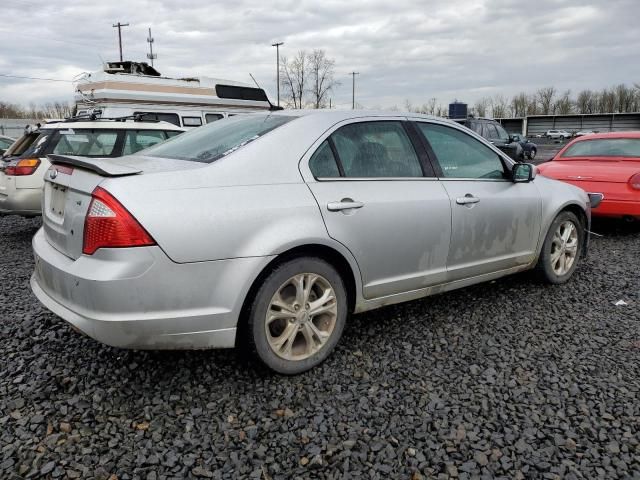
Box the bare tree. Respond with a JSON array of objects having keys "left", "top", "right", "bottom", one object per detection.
[
  {"left": 474, "top": 97, "right": 490, "bottom": 117},
  {"left": 308, "top": 50, "right": 339, "bottom": 109},
  {"left": 510, "top": 92, "right": 528, "bottom": 117},
  {"left": 576, "top": 90, "right": 595, "bottom": 114},
  {"left": 536, "top": 87, "right": 556, "bottom": 115},
  {"left": 554, "top": 90, "right": 573, "bottom": 115},
  {"left": 491, "top": 94, "right": 509, "bottom": 118},
  {"left": 280, "top": 50, "right": 308, "bottom": 109}
]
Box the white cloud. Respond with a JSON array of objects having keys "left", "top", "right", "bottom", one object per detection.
[{"left": 1, "top": 0, "right": 639, "bottom": 110}]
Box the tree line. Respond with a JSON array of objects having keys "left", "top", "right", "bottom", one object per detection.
[
  {"left": 404, "top": 84, "right": 640, "bottom": 119},
  {"left": 0, "top": 100, "right": 75, "bottom": 120}
]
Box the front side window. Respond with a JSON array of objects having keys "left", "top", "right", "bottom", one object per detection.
[
  {"left": 417, "top": 123, "right": 506, "bottom": 180},
  {"left": 141, "top": 114, "right": 295, "bottom": 163},
  {"left": 495, "top": 124, "right": 510, "bottom": 142},
  {"left": 561, "top": 138, "right": 640, "bottom": 158},
  {"left": 330, "top": 121, "right": 422, "bottom": 178},
  {"left": 309, "top": 140, "right": 340, "bottom": 178},
  {"left": 122, "top": 130, "right": 169, "bottom": 155},
  {"left": 52, "top": 130, "right": 119, "bottom": 157}
]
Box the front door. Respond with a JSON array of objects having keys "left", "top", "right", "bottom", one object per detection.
[
  {"left": 415, "top": 121, "right": 542, "bottom": 281},
  {"left": 303, "top": 119, "right": 452, "bottom": 299}
]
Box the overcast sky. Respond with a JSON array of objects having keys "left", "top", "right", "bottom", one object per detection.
[{"left": 1, "top": 0, "right": 639, "bottom": 110}]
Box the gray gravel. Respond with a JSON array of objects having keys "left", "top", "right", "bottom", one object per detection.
[{"left": 1, "top": 215, "right": 639, "bottom": 479}]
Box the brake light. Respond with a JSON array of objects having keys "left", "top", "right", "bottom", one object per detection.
[
  {"left": 5, "top": 158, "right": 40, "bottom": 176},
  {"left": 629, "top": 173, "right": 640, "bottom": 190},
  {"left": 83, "top": 187, "right": 155, "bottom": 255}
]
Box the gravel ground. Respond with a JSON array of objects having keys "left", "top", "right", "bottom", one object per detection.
[{"left": 1, "top": 215, "right": 639, "bottom": 480}]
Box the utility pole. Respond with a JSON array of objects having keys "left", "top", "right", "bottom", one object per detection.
[
  {"left": 112, "top": 22, "right": 129, "bottom": 62},
  {"left": 271, "top": 42, "right": 284, "bottom": 107},
  {"left": 146, "top": 28, "right": 157, "bottom": 66},
  {"left": 350, "top": 72, "right": 359, "bottom": 110}
]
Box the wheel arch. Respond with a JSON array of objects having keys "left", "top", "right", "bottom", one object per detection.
[
  {"left": 235, "top": 242, "right": 362, "bottom": 347},
  {"left": 536, "top": 202, "right": 589, "bottom": 262}
]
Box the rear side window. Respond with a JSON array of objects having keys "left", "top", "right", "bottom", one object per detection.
[
  {"left": 182, "top": 116, "right": 203, "bottom": 127},
  {"left": 141, "top": 114, "right": 295, "bottom": 163},
  {"left": 417, "top": 123, "right": 505, "bottom": 179},
  {"left": 561, "top": 138, "right": 640, "bottom": 158},
  {"left": 330, "top": 121, "right": 422, "bottom": 178},
  {"left": 205, "top": 114, "right": 224, "bottom": 123},
  {"left": 134, "top": 112, "right": 180, "bottom": 126},
  {"left": 52, "top": 130, "right": 119, "bottom": 157},
  {"left": 122, "top": 130, "right": 169, "bottom": 155},
  {"left": 309, "top": 140, "right": 340, "bottom": 178}
]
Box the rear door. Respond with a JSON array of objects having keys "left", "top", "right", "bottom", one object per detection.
[
  {"left": 303, "top": 118, "right": 452, "bottom": 299},
  {"left": 414, "top": 121, "right": 542, "bottom": 281}
]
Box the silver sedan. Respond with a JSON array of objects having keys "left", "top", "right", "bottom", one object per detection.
[{"left": 31, "top": 111, "right": 591, "bottom": 374}]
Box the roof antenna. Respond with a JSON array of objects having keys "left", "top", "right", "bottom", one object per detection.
[
  {"left": 249, "top": 73, "right": 261, "bottom": 89},
  {"left": 249, "top": 73, "right": 283, "bottom": 111}
]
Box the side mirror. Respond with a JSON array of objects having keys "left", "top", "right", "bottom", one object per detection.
[{"left": 512, "top": 163, "right": 535, "bottom": 183}]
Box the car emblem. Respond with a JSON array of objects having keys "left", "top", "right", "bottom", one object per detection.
[{"left": 49, "top": 169, "right": 58, "bottom": 180}]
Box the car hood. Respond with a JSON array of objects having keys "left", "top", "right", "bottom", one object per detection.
[{"left": 537, "top": 160, "right": 640, "bottom": 183}]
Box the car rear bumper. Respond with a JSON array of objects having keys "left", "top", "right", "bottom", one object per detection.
[
  {"left": 30, "top": 228, "right": 273, "bottom": 349},
  {"left": 0, "top": 186, "right": 42, "bottom": 216}
]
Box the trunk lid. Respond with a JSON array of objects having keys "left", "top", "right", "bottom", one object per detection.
[
  {"left": 43, "top": 154, "right": 203, "bottom": 260},
  {"left": 539, "top": 160, "right": 640, "bottom": 183}
]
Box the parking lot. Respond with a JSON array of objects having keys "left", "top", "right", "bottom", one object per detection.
[{"left": 1, "top": 215, "right": 638, "bottom": 479}]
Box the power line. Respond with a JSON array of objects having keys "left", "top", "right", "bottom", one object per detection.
[{"left": 0, "top": 73, "right": 72, "bottom": 83}]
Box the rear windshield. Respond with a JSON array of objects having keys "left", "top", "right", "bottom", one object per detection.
[
  {"left": 141, "top": 114, "right": 295, "bottom": 163},
  {"left": 5, "top": 131, "right": 51, "bottom": 158},
  {"left": 52, "top": 129, "right": 119, "bottom": 156},
  {"left": 561, "top": 138, "right": 640, "bottom": 158}
]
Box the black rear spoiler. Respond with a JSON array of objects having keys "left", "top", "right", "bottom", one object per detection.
[{"left": 47, "top": 154, "right": 142, "bottom": 177}]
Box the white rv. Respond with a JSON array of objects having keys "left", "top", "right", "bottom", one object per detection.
[{"left": 74, "top": 61, "right": 277, "bottom": 128}]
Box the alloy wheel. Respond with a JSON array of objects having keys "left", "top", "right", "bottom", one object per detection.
[
  {"left": 550, "top": 221, "right": 579, "bottom": 275},
  {"left": 265, "top": 273, "right": 338, "bottom": 361}
]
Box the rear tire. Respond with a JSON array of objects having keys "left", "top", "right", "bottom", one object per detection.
[
  {"left": 244, "top": 257, "right": 347, "bottom": 375},
  {"left": 535, "top": 211, "right": 584, "bottom": 284}
]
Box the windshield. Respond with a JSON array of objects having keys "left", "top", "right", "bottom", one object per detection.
[
  {"left": 561, "top": 138, "right": 640, "bottom": 158},
  {"left": 141, "top": 114, "right": 295, "bottom": 163}
]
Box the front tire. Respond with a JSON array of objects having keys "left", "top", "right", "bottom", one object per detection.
[
  {"left": 245, "top": 257, "right": 347, "bottom": 374},
  {"left": 535, "top": 211, "right": 584, "bottom": 284}
]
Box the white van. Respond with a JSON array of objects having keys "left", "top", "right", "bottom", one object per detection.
[{"left": 75, "top": 61, "right": 278, "bottom": 128}]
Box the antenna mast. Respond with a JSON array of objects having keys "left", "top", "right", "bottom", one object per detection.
[{"left": 146, "top": 28, "right": 157, "bottom": 66}]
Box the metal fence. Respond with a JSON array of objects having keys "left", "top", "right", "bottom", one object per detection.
[
  {"left": 0, "top": 118, "right": 39, "bottom": 139},
  {"left": 496, "top": 112, "right": 640, "bottom": 136}
]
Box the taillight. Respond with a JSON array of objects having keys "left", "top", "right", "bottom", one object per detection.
[
  {"left": 83, "top": 187, "right": 155, "bottom": 255},
  {"left": 629, "top": 173, "right": 640, "bottom": 190},
  {"left": 5, "top": 158, "right": 40, "bottom": 176}
]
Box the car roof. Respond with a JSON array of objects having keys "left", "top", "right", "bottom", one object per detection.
[
  {"left": 40, "top": 120, "right": 184, "bottom": 131},
  {"left": 571, "top": 131, "right": 640, "bottom": 140}
]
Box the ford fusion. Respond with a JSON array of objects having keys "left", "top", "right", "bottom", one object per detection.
[{"left": 31, "top": 111, "right": 592, "bottom": 374}]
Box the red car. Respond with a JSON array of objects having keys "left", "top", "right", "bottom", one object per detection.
[{"left": 537, "top": 132, "right": 640, "bottom": 219}]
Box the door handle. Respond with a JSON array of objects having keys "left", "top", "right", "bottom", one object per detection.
[
  {"left": 456, "top": 195, "right": 480, "bottom": 205},
  {"left": 327, "top": 200, "right": 364, "bottom": 211}
]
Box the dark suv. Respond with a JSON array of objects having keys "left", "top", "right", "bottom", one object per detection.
[{"left": 454, "top": 117, "right": 523, "bottom": 161}]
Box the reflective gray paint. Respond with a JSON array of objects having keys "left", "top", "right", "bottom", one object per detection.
[{"left": 31, "top": 110, "right": 590, "bottom": 350}]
